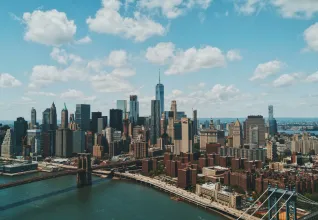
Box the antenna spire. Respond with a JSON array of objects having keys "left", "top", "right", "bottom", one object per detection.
[{"left": 159, "top": 69, "right": 161, "bottom": 84}]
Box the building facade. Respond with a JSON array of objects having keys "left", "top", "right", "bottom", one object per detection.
[
  {"left": 109, "top": 109, "right": 123, "bottom": 132},
  {"left": 117, "top": 100, "right": 127, "bottom": 120},
  {"left": 129, "top": 95, "right": 139, "bottom": 124},
  {"left": 150, "top": 100, "right": 161, "bottom": 145},
  {"left": 75, "top": 104, "right": 91, "bottom": 131}
]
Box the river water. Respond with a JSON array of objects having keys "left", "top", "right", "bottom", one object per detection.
[{"left": 0, "top": 173, "right": 226, "bottom": 220}]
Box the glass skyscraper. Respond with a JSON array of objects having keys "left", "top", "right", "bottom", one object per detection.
[
  {"left": 129, "top": 95, "right": 139, "bottom": 124},
  {"left": 75, "top": 104, "right": 91, "bottom": 131},
  {"left": 156, "top": 71, "right": 164, "bottom": 114},
  {"left": 117, "top": 100, "right": 127, "bottom": 120},
  {"left": 150, "top": 100, "right": 160, "bottom": 145},
  {"left": 268, "top": 105, "right": 277, "bottom": 137}
]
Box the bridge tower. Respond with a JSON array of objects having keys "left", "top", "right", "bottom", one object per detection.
[
  {"left": 267, "top": 185, "right": 297, "bottom": 220},
  {"left": 77, "top": 153, "right": 92, "bottom": 188}
]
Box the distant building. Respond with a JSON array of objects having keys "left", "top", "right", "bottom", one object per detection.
[
  {"left": 171, "top": 100, "right": 177, "bottom": 121},
  {"left": 200, "top": 119, "right": 225, "bottom": 151},
  {"left": 181, "top": 117, "right": 193, "bottom": 153},
  {"left": 75, "top": 104, "right": 90, "bottom": 131},
  {"left": 267, "top": 141, "right": 278, "bottom": 161},
  {"left": 31, "top": 107, "right": 36, "bottom": 129},
  {"left": 27, "top": 129, "right": 41, "bottom": 154},
  {"left": 56, "top": 128, "right": 73, "bottom": 157},
  {"left": 155, "top": 71, "right": 164, "bottom": 114},
  {"left": 129, "top": 95, "right": 139, "bottom": 124},
  {"left": 93, "top": 145, "right": 104, "bottom": 159},
  {"left": 73, "top": 130, "right": 85, "bottom": 153},
  {"left": 117, "top": 100, "right": 127, "bottom": 120},
  {"left": 150, "top": 100, "right": 160, "bottom": 145},
  {"left": 14, "top": 117, "right": 28, "bottom": 156},
  {"left": 268, "top": 105, "right": 277, "bottom": 137},
  {"left": 97, "top": 116, "right": 107, "bottom": 134},
  {"left": 193, "top": 110, "right": 198, "bottom": 136},
  {"left": 50, "top": 102, "right": 57, "bottom": 130},
  {"left": 244, "top": 116, "right": 265, "bottom": 146},
  {"left": 131, "top": 142, "right": 148, "bottom": 159},
  {"left": 1, "top": 129, "right": 14, "bottom": 158},
  {"left": 109, "top": 109, "right": 123, "bottom": 132},
  {"left": 233, "top": 119, "right": 242, "bottom": 148},
  {"left": 42, "top": 108, "right": 50, "bottom": 132},
  {"left": 91, "top": 112, "right": 102, "bottom": 134},
  {"left": 178, "top": 167, "right": 197, "bottom": 189},
  {"left": 61, "top": 103, "right": 68, "bottom": 129}
]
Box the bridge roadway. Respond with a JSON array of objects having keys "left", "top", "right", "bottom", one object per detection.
[
  {"left": 115, "top": 172, "right": 260, "bottom": 220},
  {"left": 0, "top": 156, "right": 163, "bottom": 190}
]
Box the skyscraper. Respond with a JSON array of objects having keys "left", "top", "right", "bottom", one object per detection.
[
  {"left": 129, "top": 95, "right": 139, "bottom": 124},
  {"left": 50, "top": 102, "right": 57, "bottom": 130},
  {"left": 75, "top": 104, "right": 91, "bottom": 131},
  {"left": 244, "top": 115, "right": 265, "bottom": 146},
  {"left": 233, "top": 119, "right": 243, "bottom": 148},
  {"left": 97, "top": 117, "right": 107, "bottom": 134},
  {"left": 61, "top": 103, "right": 68, "bottom": 129},
  {"left": 14, "top": 117, "right": 28, "bottom": 156},
  {"left": 42, "top": 108, "right": 50, "bottom": 132},
  {"left": 109, "top": 109, "right": 123, "bottom": 132},
  {"left": 156, "top": 70, "right": 164, "bottom": 114},
  {"left": 1, "top": 129, "right": 14, "bottom": 158},
  {"left": 193, "top": 110, "right": 198, "bottom": 136},
  {"left": 56, "top": 128, "right": 73, "bottom": 157},
  {"left": 150, "top": 100, "right": 160, "bottom": 145},
  {"left": 181, "top": 117, "right": 193, "bottom": 153},
  {"left": 91, "top": 111, "right": 102, "bottom": 133},
  {"left": 171, "top": 100, "right": 177, "bottom": 121},
  {"left": 31, "top": 107, "right": 36, "bottom": 128},
  {"left": 268, "top": 105, "right": 277, "bottom": 137},
  {"left": 117, "top": 100, "right": 127, "bottom": 120}
]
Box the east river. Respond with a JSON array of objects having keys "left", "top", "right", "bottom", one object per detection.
[{"left": 0, "top": 173, "right": 226, "bottom": 220}]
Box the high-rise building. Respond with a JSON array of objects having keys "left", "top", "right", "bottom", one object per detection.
[
  {"left": 31, "top": 107, "right": 36, "bottom": 128},
  {"left": 181, "top": 117, "right": 193, "bottom": 153},
  {"left": 244, "top": 116, "right": 265, "bottom": 146},
  {"left": 73, "top": 130, "right": 85, "bottom": 153},
  {"left": 233, "top": 119, "right": 243, "bottom": 148},
  {"left": 155, "top": 70, "right": 164, "bottom": 114},
  {"left": 268, "top": 105, "right": 277, "bottom": 137},
  {"left": 61, "top": 103, "right": 68, "bottom": 129},
  {"left": 105, "top": 127, "right": 114, "bottom": 147},
  {"left": 56, "top": 128, "right": 73, "bottom": 157},
  {"left": 14, "top": 117, "right": 28, "bottom": 156},
  {"left": 193, "top": 110, "right": 198, "bottom": 135},
  {"left": 27, "top": 129, "right": 41, "bottom": 154},
  {"left": 1, "top": 129, "right": 14, "bottom": 158},
  {"left": 75, "top": 104, "right": 90, "bottom": 131},
  {"left": 129, "top": 95, "right": 139, "bottom": 124},
  {"left": 131, "top": 142, "right": 148, "bottom": 159},
  {"left": 268, "top": 105, "right": 274, "bottom": 119},
  {"left": 42, "top": 108, "right": 50, "bottom": 132},
  {"left": 171, "top": 100, "right": 177, "bottom": 121},
  {"left": 117, "top": 100, "right": 127, "bottom": 120},
  {"left": 109, "top": 109, "right": 123, "bottom": 132},
  {"left": 50, "top": 102, "right": 57, "bottom": 130},
  {"left": 91, "top": 112, "right": 102, "bottom": 133},
  {"left": 97, "top": 116, "right": 107, "bottom": 134},
  {"left": 70, "top": 113, "right": 75, "bottom": 123},
  {"left": 150, "top": 100, "right": 160, "bottom": 145},
  {"left": 167, "top": 111, "right": 175, "bottom": 144}
]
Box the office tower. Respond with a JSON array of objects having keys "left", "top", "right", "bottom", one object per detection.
[
  {"left": 42, "top": 108, "right": 50, "bottom": 132},
  {"left": 50, "top": 102, "right": 57, "bottom": 130},
  {"left": 171, "top": 100, "right": 177, "bottom": 121},
  {"left": 267, "top": 141, "right": 278, "bottom": 161},
  {"left": 75, "top": 104, "right": 91, "bottom": 131},
  {"left": 73, "top": 130, "right": 85, "bottom": 153},
  {"left": 268, "top": 105, "right": 277, "bottom": 137},
  {"left": 41, "top": 132, "right": 51, "bottom": 157},
  {"left": 110, "top": 109, "right": 123, "bottom": 132},
  {"left": 31, "top": 107, "right": 36, "bottom": 128},
  {"left": 244, "top": 116, "right": 265, "bottom": 146},
  {"left": 174, "top": 121, "right": 182, "bottom": 155},
  {"left": 85, "top": 131, "right": 93, "bottom": 152},
  {"left": 160, "top": 113, "right": 166, "bottom": 136},
  {"left": 61, "top": 103, "right": 68, "bottom": 129},
  {"left": 27, "top": 129, "right": 41, "bottom": 154},
  {"left": 249, "top": 126, "right": 259, "bottom": 146},
  {"left": 167, "top": 111, "right": 175, "bottom": 143},
  {"left": 56, "top": 128, "right": 73, "bottom": 157},
  {"left": 13, "top": 117, "right": 28, "bottom": 156},
  {"left": 155, "top": 70, "right": 164, "bottom": 114},
  {"left": 181, "top": 117, "right": 193, "bottom": 153},
  {"left": 233, "top": 119, "right": 243, "bottom": 148},
  {"left": 129, "top": 95, "right": 139, "bottom": 124},
  {"left": 97, "top": 116, "right": 107, "bottom": 134},
  {"left": 70, "top": 113, "right": 75, "bottom": 123},
  {"left": 1, "top": 129, "right": 14, "bottom": 158},
  {"left": 91, "top": 111, "right": 102, "bottom": 133},
  {"left": 105, "top": 127, "right": 114, "bottom": 146},
  {"left": 117, "top": 100, "right": 127, "bottom": 120},
  {"left": 150, "top": 100, "right": 160, "bottom": 145},
  {"left": 193, "top": 110, "right": 198, "bottom": 135}
]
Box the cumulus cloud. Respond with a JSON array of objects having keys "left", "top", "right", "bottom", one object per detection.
[
  {"left": 138, "top": 0, "right": 212, "bottom": 19},
  {"left": 26, "top": 91, "right": 56, "bottom": 96},
  {"left": 86, "top": 0, "right": 166, "bottom": 42},
  {"left": 306, "top": 71, "right": 318, "bottom": 83},
  {"left": 90, "top": 73, "right": 134, "bottom": 93},
  {"left": 60, "top": 89, "right": 96, "bottom": 101},
  {"left": 50, "top": 48, "right": 69, "bottom": 64},
  {"left": 273, "top": 73, "right": 301, "bottom": 87},
  {"left": 75, "top": 36, "right": 92, "bottom": 44},
  {"left": 145, "top": 42, "right": 175, "bottom": 65},
  {"left": 250, "top": 60, "right": 284, "bottom": 81},
  {"left": 205, "top": 84, "right": 240, "bottom": 101},
  {"left": 0, "top": 73, "right": 22, "bottom": 88},
  {"left": 23, "top": 9, "right": 76, "bottom": 46},
  {"left": 111, "top": 68, "right": 136, "bottom": 77},
  {"left": 165, "top": 46, "right": 226, "bottom": 75},
  {"left": 271, "top": 0, "right": 318, "bottom": 19},
  {"left": 226, "top": 50, "right": 242, "bottom": 61},
  {"left": 107, "top": 50, "right": 128, "bottom": 67},
  {"left": 234, "top": 0, "right": 264, "bottom": 15},
  {"left": 304, "top": 23, "right": 318, "bottom": 52}
]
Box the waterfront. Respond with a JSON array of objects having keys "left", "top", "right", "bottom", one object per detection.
[{"left": 0, "top": 174, "right": 226, "bottom": 220}]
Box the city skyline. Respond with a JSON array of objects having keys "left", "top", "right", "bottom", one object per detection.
[{"left": 1, "top": 0, "right": 318, "bottom": 120}]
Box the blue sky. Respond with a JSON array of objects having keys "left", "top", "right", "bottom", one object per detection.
[{"left": 0, "top": 0, "right": 318, "bottom": 120}]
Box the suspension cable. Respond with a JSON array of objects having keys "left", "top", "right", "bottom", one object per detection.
[
  {"left": 260, "top": 190, "right": 288, "bottom": 220},
  {"left": 236, "top": 188, "right": 270, "bottom": 220},
  {"left": 269, "top": 192, "right": 295, "bottom": 220}
]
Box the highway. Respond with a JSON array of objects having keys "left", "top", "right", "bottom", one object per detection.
[{"left": 115, "top": 172, "right": 260, "bottom": 220}]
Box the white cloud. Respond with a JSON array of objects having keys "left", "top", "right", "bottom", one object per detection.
[
  {"left": 138, "top": 0, "right": 212, "bottom": 19},
  {"left": 111, "top": 68, "right": 136, "bottom": 77},
  {"left": 165, "top": 46, "right": 226, "bottom": 75},
  {"left": 304, "top": 23, "right": 318, "bottom": 52},
  {"left": 205, "top": 84, "right": 240, "bottom": 101},
  {"left": 271, "top": 0, "right": 318, "bottom": 19},
  {"left": 75, "top": 36, "right": 92, "bottom": 44},
  {"left": 306, "top": 71, "right": 318, "bottom": 83},
  {"left": 0, "top": 73, "right": 22, "bottom": 88},
  {"left": 86, "top": 0, "right": 166, "bottom": 42},
  {"left": 23, "top": 9, "right": 76, "bottom": 46},
  {"left": 250, "top": 60, "right": 284, "bottom": 81},
  {"left": 235, "top": 0, "right": 263, "bottom": 15},
  {"left": 90, "top": 73, "right": 134, "bottom": 93},
  {"left": 198, "top": 12, "right": 206, "bottom": 23},
  {"left": 272, "top": 73, "right": 301, "bottom": 87},
  {"left": 226, "top": 50, "right": 242, "bottom": 61},
  {"left": 146, "top": 42, "right": 175, "bottom": 65},
  {"left": 26, "top": 91, "right": 56, "bottom": 96},
  {"left": 107, "top": 50, "right": 128, "bottom": 67},
  {"left": 50, "top": 48, "right": 69, "bottom": 64},
  {"left": 21, "top": 96, "right": 32, "bottom": 102},
  {"left": 60, "top": 89, "right": 96, "bottom": 101}
]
